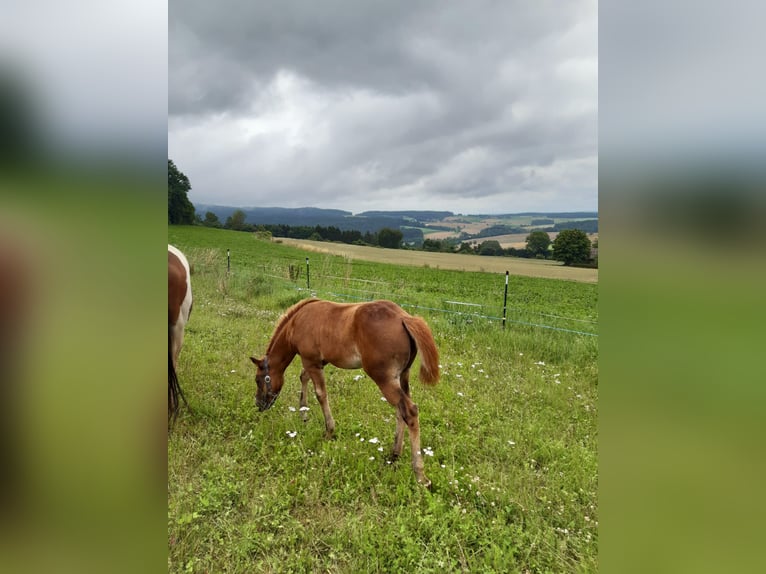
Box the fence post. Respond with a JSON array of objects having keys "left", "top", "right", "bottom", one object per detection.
[
  {"left": 306, "top": 257, "right": 310, "bottom": 290},
  {"left": 227, "top": 249, "right": 231, "bottom": 273},
  {"left": 502, "top": 271, "right": 509, "bottom": 329}
]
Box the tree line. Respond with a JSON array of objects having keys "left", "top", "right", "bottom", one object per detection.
[{"left": 422, "top": 229, "right": 596, "bottom": 266}]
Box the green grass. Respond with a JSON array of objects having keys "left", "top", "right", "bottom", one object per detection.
[{"left": 168, "top": 226, "right": 598, "bottom": 573}]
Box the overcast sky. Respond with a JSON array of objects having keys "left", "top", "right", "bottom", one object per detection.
[{"left": 169, "top": 1, "right": 597, "bottom": 214}]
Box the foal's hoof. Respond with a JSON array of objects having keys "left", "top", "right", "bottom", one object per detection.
[{"left": 418, "top": 477, "right": 432, "bottom": 490}]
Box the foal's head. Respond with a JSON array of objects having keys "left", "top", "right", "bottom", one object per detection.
[{"left": 249, "top": 355, "right": 283, "bottom": 411}]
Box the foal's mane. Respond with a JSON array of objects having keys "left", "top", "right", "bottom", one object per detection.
[{"left": 267, "top": 298, "right": 321, "bottom": 353}]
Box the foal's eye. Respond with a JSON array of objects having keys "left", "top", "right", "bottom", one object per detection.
[{"left": 265, "top": 375, "right": 271, "bottom": 384}]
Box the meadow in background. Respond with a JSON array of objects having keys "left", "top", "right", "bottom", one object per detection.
[{"left": 168, "top": 225, "right": 598, "bottom": 573}]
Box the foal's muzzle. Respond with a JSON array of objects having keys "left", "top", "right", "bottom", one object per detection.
[{"left": 256, "top": 393, "right": 278, "bottom": 412}]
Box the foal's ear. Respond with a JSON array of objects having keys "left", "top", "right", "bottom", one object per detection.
[{"left": 250, "top": 356, "right": 262, "bottom": 367}]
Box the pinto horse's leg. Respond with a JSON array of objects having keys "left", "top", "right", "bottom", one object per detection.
[
  {"left": 378, "top": 374, "right": 430, "bottom": 488},
  {"left": 303, "top": 364, "right": 335, "bottom": 439},
  {"left": 299, "top": 369, "right": 310, "bottom": 423},
  {"left": 170, "top": 322, "right": 184, "bottom": 371}
]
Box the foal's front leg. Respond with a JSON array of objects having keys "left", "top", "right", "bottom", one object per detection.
[
  {"left": 299, "top": 369, "right": 310, "bottom": 423},
  {"left": 302, "top": 363, "right": 335, "bottom": 439}
]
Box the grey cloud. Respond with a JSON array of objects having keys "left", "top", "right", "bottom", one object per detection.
[{"left": 169, "top": 0, "right": 597, "bottom": 213}]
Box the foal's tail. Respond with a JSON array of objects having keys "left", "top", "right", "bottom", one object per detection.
[
  {"left": 402, "top": 316, "right": 440, "bottom": 385},
  {"left": 168, "top": 329, "right": 188, "bottom": 425}
]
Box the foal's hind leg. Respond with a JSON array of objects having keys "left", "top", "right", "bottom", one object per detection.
[
  {"left": 391, "top": 368, "right": 410, "bottom": 460},
  {"left": 379, "top": 373, "right": 430, "bottom": 488}
]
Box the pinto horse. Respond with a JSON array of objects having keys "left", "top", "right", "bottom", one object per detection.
[
  {"left": 168, "top": 245, "right": 193, "bottom": 423},
  {"left": 250, "top": 298, "right": 440, "bottom": 487}
]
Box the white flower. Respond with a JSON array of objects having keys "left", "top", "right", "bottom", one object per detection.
[
  {"left": 288, "top": 406, "right": 296, "bottom": 412},
  {"left": 380, "top": 396, "right": 387, "bottom": 401},
  {"left": 422, "top": 447, "right": 434, "bottom": 457},
  {"left": 368, "top": 437, "right": 380, "bottom": 444},
  {"left": 299, "top": 406, "right": 310, "bottom": 412},
  {"left": 535, "top": 361, "right": 545, "bottom": 366},
  {"left": 230, "top": 370, "right": 236, "bottom": 373},
  {"left": 508, "top": 440, "right": 516, "bottom": 446},
  {"left": 285, "top": 431, "right": 297, "bottom": 438},
  {"left": 457, "top": 392, "right": 464, "bottom": 397},
  {"left": 455, "top": 374, "right": 463, "bottom": 378},
  {"left": 353, "top": 374, "right": 363, "bottom": 381},
  {"left": 377, "top": 447, "right": 383, "bottom": 452},
  {"left": 369, "top": 456, "right": 375, "bottom": 461}
]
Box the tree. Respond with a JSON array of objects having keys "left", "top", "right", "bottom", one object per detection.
[
  {"left": 225, "top": 209, "right": 247, "bottom": 231},
  {"left": 377, "top": 227, "right": 403, "bottom": 249},
  {"left": 505, "top": 247, "right": 530, "bottom": 258},
  {"left": 422, "top": 238, "right": 443, "bottom": 252},
  {"left": 525, "top": 230, "right": 551, "bottom": 258},
  {"left": 168, "top": 159, "right": 195, "bottom": 224},
  {"left": 202, "top": 211, "right": 221, "bottom": 228},
  {"left": 477, "top": 240, "right": 503, "bottom": 256},
  {"left": 552, "top": 228, "right": 591, "bottom": 266}
]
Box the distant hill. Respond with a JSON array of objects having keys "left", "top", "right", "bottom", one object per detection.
[
  {"left": 195, "top": 204, "right": 421, "bottom": 237},
  {"left": 192, "top": 205, "right": 598, "bottom": 246},
  {"left": 195, "top": 205, "right": 352, "bottom": 223},
  {"left": 356, "top": 210, "right": 453, "bottom": 221},
  {"left": 471, "top": 211, "right": 598, "bottom": 219}
]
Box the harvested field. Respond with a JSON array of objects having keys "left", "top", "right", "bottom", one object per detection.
[{"left": 277, "top": 237, "right": 598, "bottom": 283}]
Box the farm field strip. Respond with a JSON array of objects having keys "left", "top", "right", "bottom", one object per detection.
[{"left": 277, "top": 237, "right": 598, "bottom": 283}]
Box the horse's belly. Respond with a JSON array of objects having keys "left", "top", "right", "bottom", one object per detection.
[{"left": 330, "top": 349, "right": 362, "bottom": 370}]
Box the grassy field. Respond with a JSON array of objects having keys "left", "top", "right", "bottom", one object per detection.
[
  {"left": 168, "top": 226, "right": 598, "bottom": 573},
  {"left": 277, "top": 237, "right": 598, "bottom": 283}
]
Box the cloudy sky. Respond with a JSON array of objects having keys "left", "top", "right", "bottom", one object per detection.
[{"left": 169, "top": 1, "right": 597, "bottom": 214}]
